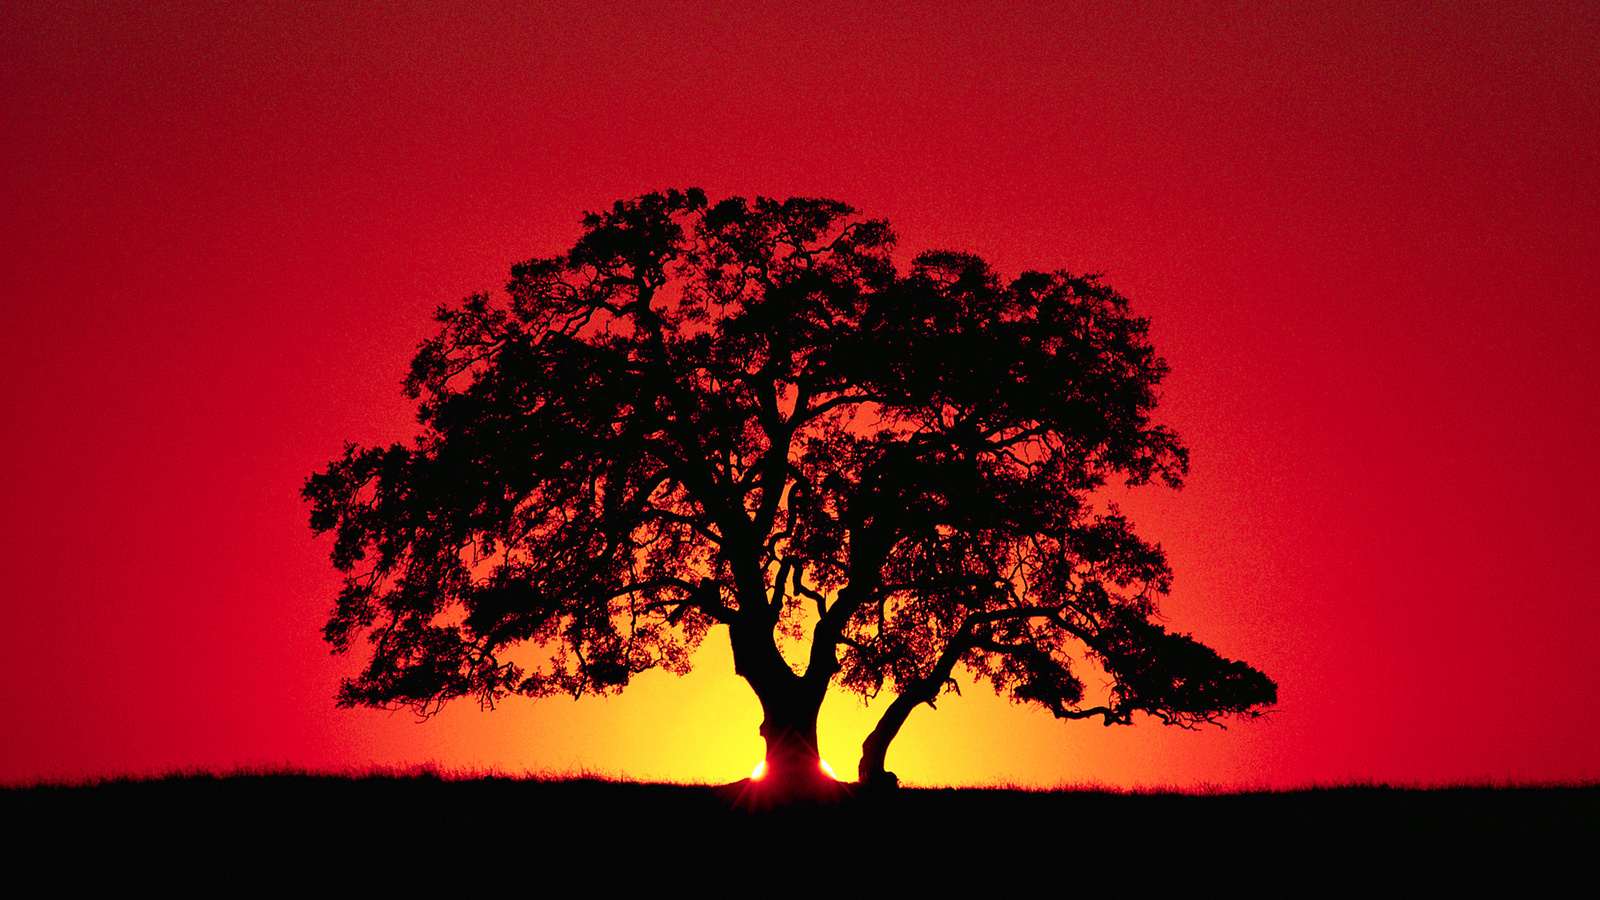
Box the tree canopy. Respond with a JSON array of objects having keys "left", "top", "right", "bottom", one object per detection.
[{"left": 304, "top": 188, "right": 1276, "bottom": 794}]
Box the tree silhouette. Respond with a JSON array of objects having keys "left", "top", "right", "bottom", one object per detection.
[{"left": 304, "top": 189, "right": 1276, "bottom": 796}]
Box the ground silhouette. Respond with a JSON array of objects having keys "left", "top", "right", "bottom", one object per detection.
[
  {"left": 6, "top": 772, "right": 1594, "bottom": 894},
  {"left": 305, "top": 189, "right": 1276, "bottom": 796}
]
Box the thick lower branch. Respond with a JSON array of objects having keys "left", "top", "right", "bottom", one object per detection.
[
  {"left": 857, "top": 623, "right": 974, "bottom": 784},
  {"left": 856, "top": 604, "right": 1060, "bottom": 784}
]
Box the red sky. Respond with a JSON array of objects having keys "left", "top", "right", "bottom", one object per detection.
[{"left": 3, "top": 1, "right": 1597, "bottom": 788}]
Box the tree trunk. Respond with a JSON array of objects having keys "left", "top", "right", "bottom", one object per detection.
[
  {"left": 728, "top": 617, "right": 839, "bottom": 801},
  {"left": 758, "top": 687, "right": 826, "bottom": 783}
]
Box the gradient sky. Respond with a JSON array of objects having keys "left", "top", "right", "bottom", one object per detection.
[{"left": 3, "top": 1, "right": 1597, "bottom": 788}]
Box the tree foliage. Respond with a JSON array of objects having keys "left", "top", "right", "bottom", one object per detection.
[{"left": 305, "top": 188, "right": 1276, "bottom": 787}]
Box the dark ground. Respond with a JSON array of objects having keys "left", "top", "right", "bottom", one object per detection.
[{"left": 4, "top": 772, "right": 1594, "bottom": 895}]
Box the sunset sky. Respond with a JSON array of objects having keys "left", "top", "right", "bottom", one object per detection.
[{"left": 3, "top": 1, "right": 1597, "bottom": 788}]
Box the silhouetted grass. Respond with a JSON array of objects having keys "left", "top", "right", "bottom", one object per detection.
[{"left": 5, "top": 768, "right": 1593, "bottom": 894}]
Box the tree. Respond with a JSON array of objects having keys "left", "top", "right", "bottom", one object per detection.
[{"left": 304, "top": 188, "right": 1276, "bottom": 796}]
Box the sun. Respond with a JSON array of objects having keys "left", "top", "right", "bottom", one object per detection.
[{"left": 750, "top": 759, "right": 838, "bottom": 780}]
